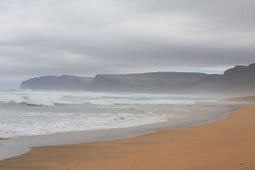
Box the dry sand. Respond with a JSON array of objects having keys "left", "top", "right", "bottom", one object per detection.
[{"left": 0, "top": 103, "right": 255, "bottom": 170}]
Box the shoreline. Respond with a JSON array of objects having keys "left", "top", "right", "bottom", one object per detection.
[
  {"left": 0, "top": 103, "right": 236, "bottom": 161},
  {"left": 1, "top": 103, "right": 254, "bottom": 170}
]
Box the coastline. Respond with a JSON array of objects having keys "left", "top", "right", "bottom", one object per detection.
[
  {"left": 1, "top": 103, "right": 252, "bottom": 170},
  {"left": 0, "top": 103, "right": 235, "bottom": 162}
]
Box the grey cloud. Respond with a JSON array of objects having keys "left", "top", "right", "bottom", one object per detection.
[{"left": 0, "top": 0, "right": 254, "bottom": 88}]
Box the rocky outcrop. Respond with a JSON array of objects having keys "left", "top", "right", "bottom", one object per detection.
[
  {"left": 20, "top": 63, "right": 255, "bottom": 95},
  {"left": 20, "top": 75, "right": 93, "bottom": 91},
  {"left": 89, "top": 72, "right": 208, "bottom": 93},
  {"left": 191, "top": 63, "right": 255, "bottom": 95}
]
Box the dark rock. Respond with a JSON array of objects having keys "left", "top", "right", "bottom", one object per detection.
[
  {"left": 20, "top": 63, "right": 255, "bottom": 95},
  {"left": 20, "top": 75, "right": 93, "bottom": 91},
  {"left": 191, "top": 63, "right": 255, "bottom": 95},
  {"left": 89, "top": 72, "right": 208, "bottom": 93}
]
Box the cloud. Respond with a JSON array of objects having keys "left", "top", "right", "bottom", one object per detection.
[{"left": 0, "top": 0, "right": 254, "bottom": 88}]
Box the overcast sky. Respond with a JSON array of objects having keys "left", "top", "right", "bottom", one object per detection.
[{"left": 0, "top": 0, "right": 255, "bottom": 88}]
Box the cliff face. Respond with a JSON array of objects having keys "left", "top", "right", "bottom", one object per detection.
[
  {"left": 191, "top": 63, "right": 255, "bottom": 94},
  {"left": 20, "top": 63, "right": 255, "bottom": 95},
  {"left": 89, "top": 72, "right": 208, "bottom": 93},
  {"left": 222, "top": 63, "right": 255, "bottom": 92},
  {"left": 20, "top": 75, "right": 93, "bottom": 91}
]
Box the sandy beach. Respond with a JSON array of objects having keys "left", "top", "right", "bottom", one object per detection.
[
  {"left": 1, "top": 0, "right": 255, "bottom": 169},
  {"left": 0, "top": 103, "right": 255, "bottom": 170}
]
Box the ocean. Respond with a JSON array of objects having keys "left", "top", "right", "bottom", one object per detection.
[{"left": 0, "top": 90, "right": 220, "bottom": 139}]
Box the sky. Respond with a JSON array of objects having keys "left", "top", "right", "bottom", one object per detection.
[{"left": 0, "top": 0, "right": 255, "bottom": 88}]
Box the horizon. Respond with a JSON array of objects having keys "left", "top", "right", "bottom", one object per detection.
[
  {"left": 4, "top": 63, "right": 247, "bottom": 90},
  {"left": 1, "top": 62, "right": 254, "bottom": 89}
]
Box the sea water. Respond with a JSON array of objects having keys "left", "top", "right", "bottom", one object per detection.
[{"left": 0, "top": 90, "right": 219, "bottom": 139}]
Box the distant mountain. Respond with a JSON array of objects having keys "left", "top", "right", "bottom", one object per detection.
[
  {"left": 20, "top": 75, "right": 93, "bottom": 91},
  {"left": 191, "top": 63, "right": 255, "bottom": 95},
  {"left": 20, "top": 63, "right": 255, "bottom": 95},
  {"left": 89, "top": 72, "right": 208, "bottom": 93}
]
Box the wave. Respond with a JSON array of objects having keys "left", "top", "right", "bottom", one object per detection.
[
  {"left": 0, "top": 90, "right": 222, "bottom": 139},
  {"left": 0, "top": 110, "right": 169, "bottom": 139},
  {"left": 0, "top": 90, "right": 220, "bottom": 107}
]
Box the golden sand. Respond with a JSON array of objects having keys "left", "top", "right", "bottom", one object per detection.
[{"left": 1, "top": 104, "right": 255, "bottom": 170}]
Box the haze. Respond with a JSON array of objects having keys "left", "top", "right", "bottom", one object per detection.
[{"left": 0, "top": 0, "right": 255, "bottom": 88}]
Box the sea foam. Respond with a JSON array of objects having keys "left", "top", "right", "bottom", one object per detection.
[{"left": 0, "top": 90, "right": 217, "bottom": 139}]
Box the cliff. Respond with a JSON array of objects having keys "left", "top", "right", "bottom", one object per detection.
[
  {"left": 89, "top": 72, "right": 208, "bottom": 93},
  {"left": 20, "top": 75, "right": 93, "bottom": 91},
  {"left": 191, "top": 63, "right": 255, "bottom": 95},
  {"left": 20, "top": 63, "right": 255, "bottom": 95}
]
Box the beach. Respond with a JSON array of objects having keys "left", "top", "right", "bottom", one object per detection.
[
  {"left": 1, "top": 0, "right": 254, "bottom": 169},
  {"left": 0, "top": 101, "right": 254, "bottom": 169}
]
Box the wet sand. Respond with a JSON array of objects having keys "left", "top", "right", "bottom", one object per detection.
[
  {"left": 0, "top": 104, "right": 231, "bottom": 160},
  {"left": 0, "top": 103, "right": 255, "bottom": 169}
]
